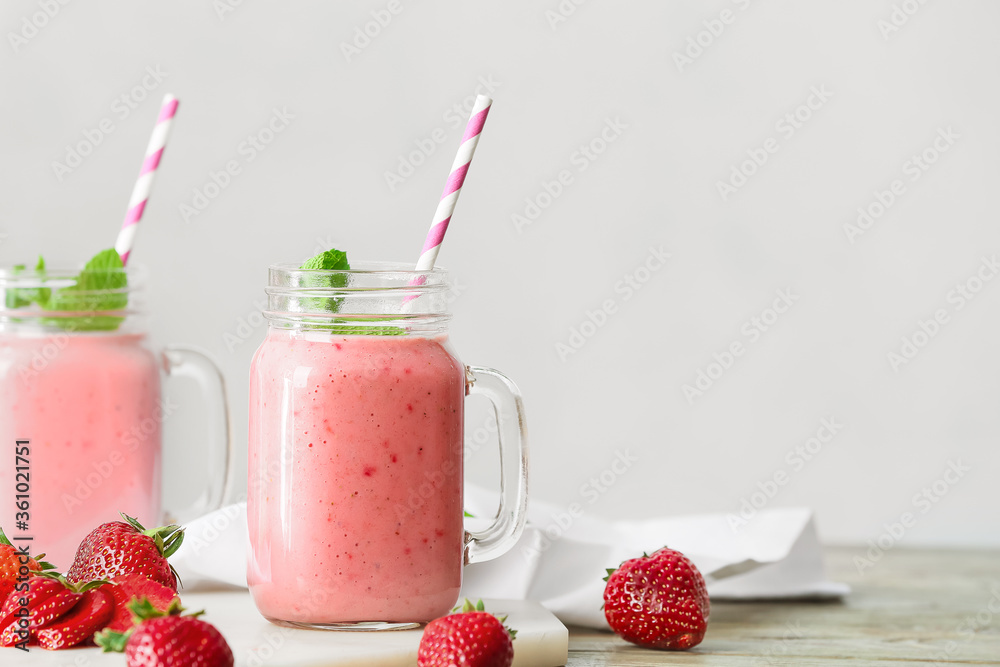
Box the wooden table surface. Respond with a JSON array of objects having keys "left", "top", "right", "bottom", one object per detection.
[{"left": 565, "top": 547, "right": 1000, "bottom": 666}]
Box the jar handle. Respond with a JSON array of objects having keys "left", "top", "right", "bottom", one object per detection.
[
  {"left": 463, "top": 365, "right": 529, "bottom": 564},
  {"left": 160, "top": 346, "right": 234, "bottom": 522}
]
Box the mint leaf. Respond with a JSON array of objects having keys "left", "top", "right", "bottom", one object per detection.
[
  {"left": 325, "top": 322, "right": 407, "bottom": 335},
  {"left": 300, "top": 248, "right": 350, "bottom": 272},
  {"left": 5, "top": 256, "right": 50, "bottom": 309},
  {"left": 298, "top": 248, "right": 351, "bottom": 315},
  {"left": 44, "top": 249, "right": 128, "bottom": 331},
  {"left": 297, "top": 248, "right": 406, "bottom": 335}
]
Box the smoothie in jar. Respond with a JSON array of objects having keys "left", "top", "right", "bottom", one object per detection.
[
  {"left": 0, "top": 333, "right": 162, "bottom": 567},
  {"left": 247, "top": 329, "right": 465, "bottom": 624}
]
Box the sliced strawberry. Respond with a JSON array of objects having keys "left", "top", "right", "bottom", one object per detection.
[
  {"left": 0, "top": 581, "right": 14, "bottom": 606},
  {"left": 100, "top": 573, "right": 179, "bottom": 633},
  {"left": 0, "top": 577, "right": 67, "bottom": 646},
  {"left": 28, "top": 590, "right": 82, "bottom": 630},
  {"left": 0, "top": 577, "right": 63, "bottom": 616},
  {"left": 0, "top": 589, "right": 81, "bottom": 646},
  {"left": 36, "top": 588, "right": 114, "bottom": 650}
]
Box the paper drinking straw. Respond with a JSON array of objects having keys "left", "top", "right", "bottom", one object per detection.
[
  {"left": 114, "top": 94, "right": 179, "bottom": 265},
  {"left": 413, "top": 94, "right": 492, "bottom": 275}
]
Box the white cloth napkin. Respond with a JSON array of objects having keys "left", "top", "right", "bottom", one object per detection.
[{"left": 172, "top": 486, "right": 848, "bottom": 629}]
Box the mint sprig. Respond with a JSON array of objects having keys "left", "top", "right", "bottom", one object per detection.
[
  {"left": 300, "top": 248, "right": 350, "bottom": 272},
  {"left": 45, "top": 249, "right": 128, "bottom": 331},
  {"left": 5, "top": 256, "right": 49, "bottom": 309},
  {"left": 299, "top": 248, "right": 350, "bottom": 315},
  {"left": 4, "top": 249, "right": 129, "bottom": 331},
  {"left": 298, "top": 248, "right": 407, "bottom": 335}
]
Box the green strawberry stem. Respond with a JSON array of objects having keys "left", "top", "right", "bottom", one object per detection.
[
  {"left": 450, "top": 598, "right": 517, "bottom": 640},
  {"left": 0, "top": 526, "right": 58, "bottom": 572},
  {"left": 95, "top": 597, "right": 199, "bottom": 653},
  {"left": 120, "top": 513, "right": 185, "bottom": 558},
  {"left": 118, "top": 513, "right": 185, "bottom": 588},
  {"left": 94, "top": 628, "right": 131, "bottom": 653},
  {"left": 34, "top": 572, "right": 108, "bottom": 591}
]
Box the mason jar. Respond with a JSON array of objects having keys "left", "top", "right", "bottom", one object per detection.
[
  {"left": 247, "top": 262, "right": 528, "bottom": 629},
  {"left": 0, "top": 262, "right": 233, "bottom": 567}
]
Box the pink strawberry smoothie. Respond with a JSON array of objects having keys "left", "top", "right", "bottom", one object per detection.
[
  {"left": 247, "top": 329, "right": 465, "bottom": 624},
  {"left": 0, "top": 333, "right": 162, "bottom": 568}
]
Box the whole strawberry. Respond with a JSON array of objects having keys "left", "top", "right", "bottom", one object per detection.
[
  {"left": 603, "top": 547, "right": 710, "bottom": 650},
  {"left": 67, "top": 514, "right": 184, "bottom": 592},
  {"left": 97, "top": 599, "right": 234, "bottom": 667},
  {"left": 0, "top": 527, "right": 55, "bottom": 591},
  {"left": 418, "top": 599, "right": 515, "bottom": 667}
]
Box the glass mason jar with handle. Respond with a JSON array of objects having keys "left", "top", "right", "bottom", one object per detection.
[
  {"left": 0, "top": 262, "right": 233, "bottom": 568},
  {"left": 247, "top": 262, "right": 528, "bottom": 629}
]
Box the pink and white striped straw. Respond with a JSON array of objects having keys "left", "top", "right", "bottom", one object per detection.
[
  {"left": 413, "top": 94, "right": 492, "bottom": 274},
  {"left": 114, "top": 94, "right": 179, "bottom": 265}
]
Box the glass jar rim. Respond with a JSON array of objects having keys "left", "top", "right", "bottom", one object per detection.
[
  {"left": 0, "top": 262, "right": 145, "bottom": 286},
  {"left": 264, "top": 260, "right": 453, "bottom": 332},
  {"left": 0, "top": 262, "right": 145, "bottom": 332},
  {"left": 268, "top": 260, "right": 448, "bottom": 278}
]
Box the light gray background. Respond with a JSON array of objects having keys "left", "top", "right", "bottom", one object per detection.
[{"left": 1, "top": 1, "right": 997, "bottom": 547}]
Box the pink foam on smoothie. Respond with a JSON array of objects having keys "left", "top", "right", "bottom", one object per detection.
[
  {"left": 247, "top": 331, "right": 465, "bottom": 624},
  {"left": 0, "top": 334, "right": 162, "bottom": 568}
]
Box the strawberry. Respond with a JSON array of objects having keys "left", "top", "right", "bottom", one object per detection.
[
  {"left": 0, "top": 581, "right": 13, "bottom": 606},
  {"left": 97, "top": 599, "right": 234, "bottom": 667},
  {"left": 67, "top": 514, "right": 184, "bottom": 592},
  {"left": 603, "top": 547, "right": 710, "bottom": 650},
  {"left": 0, "top": 577, "right": 67, "bottom": 646},
  {"left": 418, "top": 599, "right": 515, "bottom": 667},
  {"left": 0, "top": 527, "right": 55, "bottom": 588},
  {"left": 0, "top": 577, "right": 112, "bottom": 647},
  {"left": 37, "top": 587, "right": 115, "bottom": 650},
  {"left": 26, "top": 589, "right": 82, "bottom": 630},
  {"left": 101, "top": 573, "right": 179, "bottom": 633}
]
